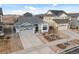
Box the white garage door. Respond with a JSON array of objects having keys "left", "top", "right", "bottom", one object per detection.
[{"left": 59, "top": 25, "right": 68, "bottom": 30}]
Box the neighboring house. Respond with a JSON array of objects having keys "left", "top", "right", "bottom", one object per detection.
[
  {"left": 3, "top": 15, "right": 20, "bottom": 25},
  {"left": 23, "top": 12, "right": 32, "bottom": 17},
  {"left": 43, "top": 10, "right": 70, "bottom": 30},
  {"left": 14, "top": 12, "right": 49, "bottom": 33},
  {"left": 68, "top": 13, "right": 79, "bottom": 29},
  {"left": 0, "top": 8, "right": 4, "bottom": 36}
]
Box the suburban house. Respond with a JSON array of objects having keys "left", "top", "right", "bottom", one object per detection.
[
  {"left": 0, "top": 8, "right": 4, "bottom": 36},
  {"left": 14, "top": 12, "right": 49, "bottom": 33},
  {"left": 68, "top": 13, "right": 79, "bottom": 29},
  {"left": 23, "top": 12, "right": 32, "bottom": 17},
  {"left": 43, "top": 10, "right": 70, "bottom": 30}
]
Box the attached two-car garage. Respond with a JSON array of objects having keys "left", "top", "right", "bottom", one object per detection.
[
  {"left": 53, "top": 19, "right": 69, "bottom": 30},
  {"left": 58, "top": 24, "right": 69, "bottom": 30}
]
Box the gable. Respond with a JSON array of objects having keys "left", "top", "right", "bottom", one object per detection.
[
  {"left": 47, "top": 11, "right": 55, "bottom": 15},
  {"left": 47, "top": 11, "right": 52, "bottom": 14}
]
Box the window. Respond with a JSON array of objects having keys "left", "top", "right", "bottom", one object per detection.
[
  {"left": 0, "top": 16, "right": 2, "bottom": 22},
  {"left": 0, "top": 26, "right": 2, "bottom": 31},
  {"left": 43, "top": 26, "right": 47, "bottom": 30}
]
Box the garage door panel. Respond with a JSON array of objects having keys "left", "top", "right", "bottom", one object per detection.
[{"left": 58, "top": 25, "right": 68, "bottom": 30}]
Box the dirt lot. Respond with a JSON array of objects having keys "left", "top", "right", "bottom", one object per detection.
[
  {"left": 0, "top": 15, "right": 23, "bottom": 53},
  {"left": 58, "top": 31, "right": 70, "bottom": 39},
  {"left": 0, "top": 33, "right": 23, "bottom": 54},
  {"left": 70, "top": 29, "right": 79, "bottom": 34}
]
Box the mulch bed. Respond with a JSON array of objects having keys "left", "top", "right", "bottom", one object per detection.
[
  {"left": 56, "top": 44, "right": 67, "bottom": 49},
  {"left": 43, "top": 33, "right": 61, "bottom": 42},
  {"left": 73, "top": 39, "right": 79, "bottom": 44}
]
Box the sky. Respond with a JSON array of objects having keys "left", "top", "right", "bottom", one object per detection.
[{"left": 1, "top": 4, "right": 79, "bottom": 15}]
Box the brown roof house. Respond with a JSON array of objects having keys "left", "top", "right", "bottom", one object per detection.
[{"left": 43, "top": 10, "right": 70, "bottom": 30}]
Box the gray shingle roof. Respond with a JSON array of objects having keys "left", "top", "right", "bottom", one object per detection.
[
  {"left": 48, "top": 10, "right": 67, "bottom": 16},
  {"left": 23, "top": 12, "right": 32, "bottom": 17},
  {"left": 35, "top": 14, "right": 45, "bottom": 19},
  {"left": 15, "top": 16, "right": 45, "bottom": 25},
  {"left": 53, "top": 19, "right": 69, "bottom": 24},
  {"left": 68, "top": 13, "right": 79, "bottom": 16}
]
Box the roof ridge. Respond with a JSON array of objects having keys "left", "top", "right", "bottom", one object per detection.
[
  {"left": 49, "top": 10, "right": 64, "bottom": 11},
  {"left": 68, "top": 12, "right": 79, "bottom": 14}
]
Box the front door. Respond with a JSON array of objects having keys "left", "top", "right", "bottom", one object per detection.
[{"left": 34, "top": 24, "right": 38, "bottom": 33}]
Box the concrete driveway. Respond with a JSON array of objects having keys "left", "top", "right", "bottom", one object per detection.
[
  {"left": 12, "top": 30, "right": 55, "bottom": 54},
  {"left": 62, "top": 30, "right": 79, "bottom": 39},
  {"left": 12, "top": 29, "right": 79, "bottom": 54},
  {"left": 19, "top": 30, "right": 44, "bottom": 49}
]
